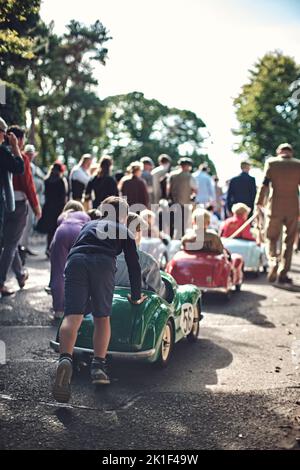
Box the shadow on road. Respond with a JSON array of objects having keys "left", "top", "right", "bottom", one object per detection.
[
  {"left": 70, "top": 337, "right": 233, "bottom": 397},
  {"left": 202, "top": 290, "right": 275, "bottom": 328},
  {"left": 272, "top": 283, "right": 300, "bottom": 293}
]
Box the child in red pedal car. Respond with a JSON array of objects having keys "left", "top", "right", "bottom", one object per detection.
[
  {"left": 220, "top": 203, "right": 256, "bottom": 241},
  {"left": 182, "top": 208, "right": 224, "bottom": 254}
]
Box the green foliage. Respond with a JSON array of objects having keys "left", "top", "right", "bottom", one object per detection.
[
  {"left": 0, "top": 81, "right": 26, "bottom": 124},
  {"left": 96, "top": 91, "right": 211, "bottom": 170},
  {"left": 42, "top": 87, "right": 105, "bottom": 162},
  {"left": 233, "top": 51, "right": 300, "bottom": 166},
  {"left": 0, "top": 0, "right": 42, "bottom": 69},
  {"left": 0, "top": 0, "right": 40, "bottom": 22},
  {"left": 27, "top": 20, "right": 110, "bottom": 163},
  {"left": 0, "top": 0, "right": 110, "bottom": 166}
]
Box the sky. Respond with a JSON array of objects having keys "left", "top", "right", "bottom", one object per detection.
[{"left": 40, "top": 0, "right": 300, "bottom": 182}]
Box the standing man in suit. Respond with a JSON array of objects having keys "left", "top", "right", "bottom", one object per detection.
[
  {"left": 167, "top": 158, "right": 198, "bottom": 239},
  {"left": 226, "top": 161, "right": 257, "bottom": 216},
  {"left": 255, "top": 143, "right": 300, "bottom": 284}
]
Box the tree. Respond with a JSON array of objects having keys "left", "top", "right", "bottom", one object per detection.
[
  {"left": 96, "top": 91, "right": 213, "bottom": 171},
  {"left": 27, "top": 20, "right": 111, "bottom": 165},
  {"left": 0, "top": 0, "right": 52, "bottom": 154},
  {"left": 0, "top": 0, "right": 42, "bottom": 79},
  {"left": 0, "top": 81, "right": 26, "bottom": 124},
  {"left": 0, "top": 1, "right": 111, "bottom": 166},
  {"left": 233, "top": 51, "right": 300, "bottom": 166}
]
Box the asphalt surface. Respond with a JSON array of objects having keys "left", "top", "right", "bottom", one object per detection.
[{"left": 1, "top": 239, "right": 300, "bottom": 450}]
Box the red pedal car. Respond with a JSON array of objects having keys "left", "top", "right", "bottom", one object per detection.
[{"left": 166, "top": 249, "right": 244, "bottom": 299}]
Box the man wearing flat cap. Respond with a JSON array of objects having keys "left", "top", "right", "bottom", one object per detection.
[{"left": 255, "top": 143, "right": 300, "bottom": 284}]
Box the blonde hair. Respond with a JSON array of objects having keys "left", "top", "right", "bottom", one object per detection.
[
  {"left": 232, "top": 203, "right": 250, "bottom": 216},
  {"left": 63, "top": 200, "right": 84, "bottom": 213},
  {"left": 192, "top": 208, "right": 211, "bottom": 227},
  {"left": 140, "top": 209, "right": 156, "bottom": 223}
]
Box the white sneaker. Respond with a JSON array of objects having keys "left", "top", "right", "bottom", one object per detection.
[{"left": 53, "top": 358, "right": 73, "bottom": 403}]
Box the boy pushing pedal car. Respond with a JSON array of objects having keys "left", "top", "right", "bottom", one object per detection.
[{"left": 52, "top": 196, "right": 146, "bottom": 403}]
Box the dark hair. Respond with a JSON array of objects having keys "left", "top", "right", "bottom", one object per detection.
[
  {"left": 46, "top": 162, "right": 65, "bottom": 179},
  {"left": 158, "top": 154, "right": 172, "bottom": 165},
  {"left": 7, "top": 125, "right": 25, "bottom": 140},
  {"left": 141, "top": 157, "right": 154, "bottom": 166},
  {"left": 127, "top": 212, "right": 141, "bottom": 233},
  {"left": 98, "top": 156, "right": 112, "bottom": 178},
  {"left": 87, "top": 208, "right": 101, "bottom": 220},
  {"left": 127, "top": 212, "right": 148, "bottom": 234},
  {"left": 179, "top": 157, "right": 193, "bottom": 166},
  {"left": 53, "top": 162, "right": 65, "bottom": 173},
  {"left": 241, "top": 161, "right": 250, "bottom": 170},
  {"left": 114, "top": 170, "right": 124, "bottom": 183}
]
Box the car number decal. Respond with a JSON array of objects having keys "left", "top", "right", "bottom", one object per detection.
[{"left": 180, "top": 303, "right": 194, "bottom": 336}]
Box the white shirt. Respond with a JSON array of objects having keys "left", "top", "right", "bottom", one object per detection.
[
  {"left": 151, "top": 165, "right": 169, "bottom": 203},
  {"left": 70, "top": 165, "right": 90, "bottom": 186}
]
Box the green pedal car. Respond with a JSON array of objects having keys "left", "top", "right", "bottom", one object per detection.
[{"left": 50, "top": 272, "right": 202, "bottom": 367}]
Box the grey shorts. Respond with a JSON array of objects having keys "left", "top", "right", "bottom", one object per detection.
[{"left": 64, "top": 253, "right": 116, "bottom": 318}]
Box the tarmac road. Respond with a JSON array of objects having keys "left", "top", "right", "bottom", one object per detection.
[{"left": 0, "top": 243, "right": 300, "bottom": 450}]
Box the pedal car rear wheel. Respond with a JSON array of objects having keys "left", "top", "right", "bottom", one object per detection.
[
  {"left": 187, "top": 304, "right": 201, "bottom": 342},
  {"left": 157, "top": 319, "right": 174, "bottom": 368}
]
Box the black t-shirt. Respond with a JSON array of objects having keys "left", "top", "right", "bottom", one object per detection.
[
  {"left": 0, "top": 144, "right": 24, "bottom": 174},
  {"left": 69, "top": 219, "right": 142, "bottom": 301}
]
